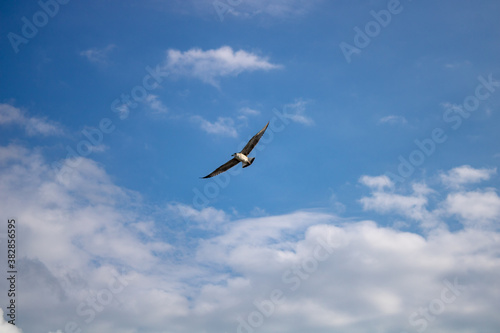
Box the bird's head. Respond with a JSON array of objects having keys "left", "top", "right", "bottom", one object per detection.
[{"left": 231, "top": 153, "right": 236, "bottom": 157}]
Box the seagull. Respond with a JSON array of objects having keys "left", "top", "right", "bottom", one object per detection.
[{"left": 201, "top": 121, "right": 270, "bottom": 179}]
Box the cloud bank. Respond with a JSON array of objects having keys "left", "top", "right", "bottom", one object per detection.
[{"left": 0, "top": 144, "right": 499, "bottom": 333}]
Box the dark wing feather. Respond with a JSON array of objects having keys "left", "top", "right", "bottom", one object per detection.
[
  {"left": 240, "top": 122, "right": 269, "bottom": 156},
  {"left": 201, "top": 158, "right": 239, "bottom": 179}
]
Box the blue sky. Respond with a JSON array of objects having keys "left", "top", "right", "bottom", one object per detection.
[{"left": 1, "top": 0, "right": 500, "bottom": 332}]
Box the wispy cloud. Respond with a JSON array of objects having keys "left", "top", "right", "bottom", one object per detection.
[
  {"left": 187, "top": 0, "right": 324, "bottom": 20},
  {"left": 168, "top": 202, "right": 228, "bottom": 229},
  {"left": 378, "top": 115, "right": 408, "bottom": 125},
  {"left": 282, "top": 99, "right": 314, "bottom": 125},
  {"left": 163, "top": 46, "right": 282, "bottom": 86},
  {"left": 239, "top": 107, "right": 260, "bottom": 116},
  {"left": 80, "top": 44, "right": 116, "bottom": 64},
  {"left": 444, "top": 60, "right": 471, "bottom": 69},
  {"left": 237, "top": 107, "right": 261, "bottom": 126},
  {"left": 440, "top": 102, "right": 463, "bottom": 113},
  {"left": 191, "top": 115, "right": 238, "bottom": 137},
  {"left": 328, "top": 189, "right": 346, "bottom": 213},
  {"left": 144, "top": 94, "right": 168, "bottom": 114},
  {"left": 240, "top": 0, "right": 324, "bottom": 18},
  {"left": 114, "top": 103, "right": 130, "bottom": 120},
  {"left": 0, "top": 103, "right": 64, "bottom": 136},
  {"left": 359, "top": 175, "right": 394, "bottom": 190}
]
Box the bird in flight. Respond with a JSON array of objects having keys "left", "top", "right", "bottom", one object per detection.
[{"left": 201, "top": 121, "right": 270, "bottom": 179}]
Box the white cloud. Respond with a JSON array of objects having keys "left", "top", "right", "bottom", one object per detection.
[
  {"left": 144, "top": 94, "right": 168, "bottom": 114},
  {"left": 359, "top": 175, "right": 394, "bottom": 190},
  {"left": 0, "top": 144, "right": 30, "bottom": 164},
  {"left": 237, "top": 107, "right": 261, "bottom": 127},
  {"left": 328, "top": 190, "right": 346, "bottom": 213},
  {"left": 131, "top": 221, "right": 156, "bottom": 237},
  {"left": 0, "top": 145, "right": 168, "bottom": 270},
  {"left": 0, "top": 308, "right": 23, "bottom": 332},
  {"left": 239, "top": 107, "right": 260, "bottom": 116},
  {"left": 241, "top": 0, "right": 323, "bottom": 17},
  {"left": 195, "top": 219, "right": 500, "bottom": 333},
  {"left": 167, "top": 202, "right": 228, "bottom": 229},
  {"left": 113, "top": 103, "right": 129, "bottom": 120},
  {"left": 88, "top": 144, "right": 108, "bottom": 153},
  {"left": 441, "top": 102, "right": 464, "bottom": 114},
  {"left": 444, "top": 60, "right": 471, "bottom": 69},
  {"left": 359, "top": 181, "right": 433, "bottom": 224},
  {"left": 281, "top": 99, "right": 314, "bottom": 125},
  {"left": 361, "top": 190, "right": 429, "bottom": 220},
  {"left": 360, "top": 167, "right": 500, "bottom": 231},
  {"left": 378, "top": 115, "right": 408, "bottom": 125},
  {"left": 191, "top": 115, "right": 238, "bottom": 137},
  {"left": 444, "top": 190, "right": 500, "bottom": 228},
  {"left": 188, "top": 0, "right": 323, "bottom": 19},
  {"left": 0, "top": 144, "right": 181, "bottom": 332},
  {"left": 2, "top": 146, "right": 500, "bottom": 333},
  {"left": 113, "top": 94, "right": 168, "bottom": 119},
  {"left": 163, "top": 46, "right": 281, "bottom": 86},
  {"left": 0, "top": 104, "right": 24, "bottom": 124},
  {"left": 197, "top": 210, "right": 333, "bottom": 265},
  {"left": 0, "top": 103, "right": 64, "bottom": 136},
  {"left": 440, "top": 165, "right": 497, "bottom": 189},
  {"left": 80, "top": 44, "right": 116, "bottom": 64}
]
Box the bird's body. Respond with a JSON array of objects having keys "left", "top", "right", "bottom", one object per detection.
[
  {"left": 233, "top": 152, "right": 254, "bottom": 167},
  {"left": 233, "top": 152, "right": 249, "bottom": 163},
  {"left": 201, "top": 122, "right": 269, "bottom": 178}
]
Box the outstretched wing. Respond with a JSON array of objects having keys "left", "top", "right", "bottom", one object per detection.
[
  {"left": 240, "top": 122, "right": 270, "bottom": 156},
  {"left": 201, "top": 158, "right": 239, "bottom": 179}
]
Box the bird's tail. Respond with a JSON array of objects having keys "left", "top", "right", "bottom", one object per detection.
[{"left": 242, "top": 157, "right": 255, "bottom": 168}]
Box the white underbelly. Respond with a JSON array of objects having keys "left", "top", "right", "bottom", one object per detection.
[{"left": 234, "top": 153, "right": 249, "bottom": 163}]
